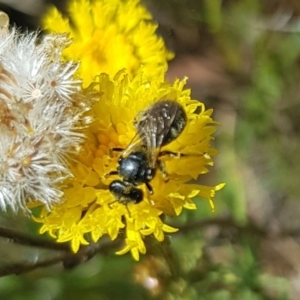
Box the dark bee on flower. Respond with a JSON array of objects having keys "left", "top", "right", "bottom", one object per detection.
[{"left": 107, "top": 100, "right": 187, "bottom": 205}]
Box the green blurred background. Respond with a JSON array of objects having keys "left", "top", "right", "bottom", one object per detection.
[{"left": 1, "top": 0, "right": 300, "bottom": 299}]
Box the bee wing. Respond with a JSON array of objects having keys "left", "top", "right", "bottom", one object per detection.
[
  {"left": 120, "top": 131, "right": 143, "bottom": 158},
  {"left": 135, "top": 101, "right": 180, "bottom": 167}
]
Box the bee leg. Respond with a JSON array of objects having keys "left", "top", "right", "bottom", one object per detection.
[
  {"left": 108, "top": 200, "right": 132, "bottom": 216},
  {"left": 104, "top": 170, "right": 118, "bottom": 178},
  {"left": 109, "top": 147, "right": 124, "bottom": 157},
  {"left": 125, "top": 204, "right": 132, "bottom": 218},
  {"left": 159, "top": 150, "right": 186, "bottom": 158},
  {"left": 108, "top": 200, "right": 132, "bottom": 218},
  {"left": 108, "top": 199, "right": 118, "bottom": 208},
  {"left": 145, "top": 182, "right": 154, "bottom": 194},
  {"left": 158, "top": 160, "right": 169, "bottom": 181}
]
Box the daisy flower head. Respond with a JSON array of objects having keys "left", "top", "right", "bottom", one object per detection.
[
  {"left": 0, "top": 13, "right": 89, "bottom": 212},
  {"left": 35, "top": 69, "right": 224, "bottom": 260},
  {"left": 42, "top": 0, "right": 174, "bottom": 87}
]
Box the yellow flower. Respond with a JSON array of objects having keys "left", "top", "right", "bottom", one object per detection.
[
  {"left": 33, "top": 70, "right": 224, "bottom": 260},
  {"left": 42, "top": 0, "right": 173, "bottom": 87}
]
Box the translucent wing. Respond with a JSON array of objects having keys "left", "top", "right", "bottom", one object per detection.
[
  {"left": 120, "top": 130, "right": 143, "bottom": 158},
  {"left": 134, "top": 100, "right": 187, "bottom": 167}
]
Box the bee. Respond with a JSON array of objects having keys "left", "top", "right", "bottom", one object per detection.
[{"left": 107, "top": 100, "right": 187, "bottom": 205}]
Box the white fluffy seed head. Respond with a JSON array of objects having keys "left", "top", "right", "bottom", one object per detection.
[{"left": 0, "top": 14, "right": 90, "bottom": 212}]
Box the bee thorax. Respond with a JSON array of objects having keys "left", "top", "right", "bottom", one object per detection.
[{"left": 118, "top": 151, "right": 155, "bottom": 185}]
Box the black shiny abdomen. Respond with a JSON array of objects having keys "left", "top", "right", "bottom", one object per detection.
[{"left": 161, "top": 101, "right": 187, "bottom": 145}]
